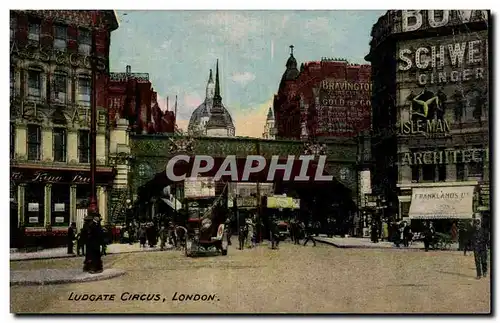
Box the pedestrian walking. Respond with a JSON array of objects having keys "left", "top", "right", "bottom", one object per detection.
[
  {"left": 371, "top": 221, "right": 379, "bottom": 243},
  {"left": 451, "top": 222, "right": 458, "bottom": 243},
  {"left": 381, "top": 220, "right": 389, "bottom": 242},
  {"left": 77, "top": 230, "right": 85, "bottom": 256},
  {"left": 269, "top": 217, "right": 280, "bottom": 250},
  {"left": 67, "top": 222, "right": 76, "bottom": 254},
  {"left": 139, "top": 225, "right": 147, "bottom": 248},
  {"left": 303, "top": 223, "right": 316, "bottom": 247},
  {"left": 472, "top": 219, "right": 489, "bottom": 279},
  {"left": 238, "top": 221, "right": 247, "bottom": 250},
  {"left": 159, "top": 225, "right": 167, "bottom": 250},
  {"left": 424, "top": 222, "right": 435, "bottom": 252},
  {"left": 403, "top": 222, "right": 412, "bottom": 247},
  {"left": 224, "top": 218, "right": 232, "bottom": 246}
]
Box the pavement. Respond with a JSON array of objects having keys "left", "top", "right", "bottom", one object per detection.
[
  {"left": 10, "top": 242, "right": 490, "bottom": 314},
  {"left": 10, "top": 243, "right": 172, "bottom": 261},
  {"left": 314, "top": 235, "right": 459, "bottom": 250},
  {"left": 10, "top": 268, "right": 126, "bottom": 286}
]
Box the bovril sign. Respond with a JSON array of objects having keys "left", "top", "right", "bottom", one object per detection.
[{"left": 401, "top": 10, "right": 488, "bottom": 33}]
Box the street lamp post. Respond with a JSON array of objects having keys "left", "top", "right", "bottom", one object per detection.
[
  {"left": 82, "top": 11, "right": 102, "bottom": 274},
  {"left": 88, "top": 11, "right": 99, "bottom": 215}
]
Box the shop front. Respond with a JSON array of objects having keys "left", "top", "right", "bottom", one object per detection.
[
  {"left": 10, "top": 165, "right": 116, "bottom": 247},
  {"left": 405, "top": 184, "right": 477, "bottom": 234}
]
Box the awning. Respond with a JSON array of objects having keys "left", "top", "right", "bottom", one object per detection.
[
  {"left": 161, "top": 197, "right": 183, "bottom": 211},
  {"left": 408, "top": 186, "right": 475, "bottom": 220}
]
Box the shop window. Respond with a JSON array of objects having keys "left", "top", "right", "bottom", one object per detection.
[
  {"left": 53, "top": 25, "right": 67, "bottom": 52},
  {"left": 10, "top": 16, "right": 16, "bottom": 41},
  {"left": 456, "top": 163, "right": 466, "bottom": 181},
  {"left": 78, "top": 130, "right": 90, "bottom": 163},
  {"left": 27, "top": 70, "right": 42, "bottom": 99},
  {"left": 78, "top": 29, "right": 91, "bottom": 55},
  {"left": 422, "top": 165, "right": 436, "bottom": 182},
  {"left": 78, "top": 77, "right": 91, "bottom": 106},
  {"left": 27, "top": 124, "right": 41, "bottom": 161},
  {"left": 24, "top": 183, "right": 45, "bottom": 226},
  {"left": 76, "top": 185, "right": 91, "bottom": 209},
  {"left": 53, "top": 128, "right": 67, "bottom": 162},
  {"left": 468, "top": 161, "right": 483, "bottom": 179},
  {"left": 52, "top": 73, "right": 67, "bottom": 103},
  {"left": 411, "top": 165, "right": 420, "bottom": 182},
  {"left": 437, "top": 164, "right": 446, "bottom": 181},
  {"left": 28, "top": 21, "right": 40, "bottom": 46},
  {"left": 51, "top": 184, "right": 70, "bottom": 226},
  {"left": 10, "top": 123, "right": 15, "bottom": 160}
]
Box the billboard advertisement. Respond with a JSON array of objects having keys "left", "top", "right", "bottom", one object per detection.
[
  {"left": 316, "top": 79, "right": 371, "bottom": 137},
  {"left": 184, "top": 177, "right": 216, "bottom": 198}
]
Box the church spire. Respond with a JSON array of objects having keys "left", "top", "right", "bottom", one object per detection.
[
  {"left": 213, "top": 59, "right": 222, "bottom": 105},
  {"left": 206, "top": 59, "right": 227, "bottom": 130},
  {"left": 205, "top": 68, "right": 215, "bottom": 99}
]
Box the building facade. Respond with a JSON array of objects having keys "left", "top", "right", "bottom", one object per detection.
[
  {"left": 262, "top": 107, "right": 276, "bottom": 139},
  {"left": 273, "top": 46, "right": 372, "bottom": 141},
  {"left": 10, "top": 10, "right": 119, "bottom": 246},
  {"left": 105, "top": 65, "right": 178, "bottom": 224},
  {"left": 367, "top": 10, "right": 490, "bottom": 227},
  {"left": 188, "top": 61, "right": 235, "bottom": 137}
]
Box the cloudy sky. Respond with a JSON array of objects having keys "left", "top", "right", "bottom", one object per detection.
[{"left": 109, "top": 10, "right": 385, "bottom": 137}]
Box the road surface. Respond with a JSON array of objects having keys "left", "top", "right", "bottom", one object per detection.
[{"left": 10, "top": 242, "right": 490, "bottom": 314}]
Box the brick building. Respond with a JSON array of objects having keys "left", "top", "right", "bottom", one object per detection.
[
  {"left": 107, "top": 65, "right": 177, "bottom": 134},
  {"left": 9, "top": 10, "right": 119, "bottom": 247},
  {"left": 366, "top": 10, "right": 490, "bottom": 229},
  {"left": 273, "top": 46, "right": 371, "bottom": 140}
]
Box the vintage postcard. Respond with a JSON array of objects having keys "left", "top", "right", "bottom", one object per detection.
[{"left": 9, "top": 9, "right": 491, "bottom": 314}]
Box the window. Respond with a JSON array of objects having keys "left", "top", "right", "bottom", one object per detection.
[
  {"left": 10, "top": 123, "right": 15, "bottom": 160},
  {"left": 52, "top": 73, "right": 67, "bottom": 103},
  {"left": 53, "top": 128, "right": 66, "bottom": 162},
  {"left": 27, "top": 125, "right": 41, "bottom": 161},
  {"left": 53, "top": 25, "right": 67, "bottom": 52},
  {"left": 468, "top": 161, "right": 483, "bottom": 178},
  {"left": 464, "top": 91, "right": 478, "bottom": 122},
  {"left": 438, "top": 164, "right": 446, "bottom": 181},
  {"left": 28, "top": 22, "right": 40, "bottom": 45},
  {"left": 27, "top": 70, "right": 41, "bottom": 98},
  {"left": 78, "top": 130, "right": 90, "bottom": 163},
  {"left": 422, "top": 165, "right": 436, "bottom": 182},
  {"left": 78, "top": 77, "right": 91, "bottom": 106},
  {"left": 10, "top": 17, "right": 16, "bottom": 41},
  {"left": 10, "top": 68, "right": 15, "bottom": 96},
  {"left": 456, "top": 163, "right": 466, "bottom": 181},
  {"left": 78, "top": 29, "right": 91, "bottom": 55}
]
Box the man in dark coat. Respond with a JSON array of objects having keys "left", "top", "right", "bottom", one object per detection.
[
  {"left": 67, "top": 222, "right": 76, "bottom": 254},
  {"left": 472, "top": 219, "right": 489, "bottom": 279},
  {"left": 83, "top": 215, "right": 104, "bottom": 274}
]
